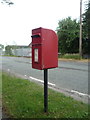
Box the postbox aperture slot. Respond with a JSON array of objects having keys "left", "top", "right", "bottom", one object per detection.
[
  {"left": 31, "top": 34, "right": 41, "bottom": 38},
  {"left": 34, "top": 48, "right": 38, "bottom": 62}
]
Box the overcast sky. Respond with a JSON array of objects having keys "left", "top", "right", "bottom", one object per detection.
[{"left": 0, "top": 0, "right": 88, "bottom": 46}]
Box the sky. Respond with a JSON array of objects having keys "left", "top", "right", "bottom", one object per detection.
[{"left": 0, "top": 0, "right": 88, "bottom": 46}]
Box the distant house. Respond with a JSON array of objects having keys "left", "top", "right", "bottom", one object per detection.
[
  {"left": 28, "top": 42, "right": 32, "bottom": 48},
  {"left": 0, "top": 49, "right": 2, "bottom": 55},
  {"left": 0, "top": 44, "right": 4, "bottom": 55},
  {"left": 6, "top": 45, "right": 32, "bottom": 57}
]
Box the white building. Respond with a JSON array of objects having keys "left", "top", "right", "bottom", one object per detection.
[{"left": 12, "top": 47, "right": 32, "bottom": 57}]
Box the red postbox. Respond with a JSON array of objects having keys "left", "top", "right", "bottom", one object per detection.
[{"left": 31, "top": 27, "right": 58, "bottom": 70}]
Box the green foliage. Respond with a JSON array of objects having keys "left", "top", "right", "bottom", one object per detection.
[
  {"left": 57, "top": 17, "right": 80, "bottom": 54},
  {"left": 83, "top": 1, "right": 90, "bottom": 35},
  {"left": 5, "top": 45, "right": 13, "bottom": 55},
  {"left": 0, "top": 44, "right": 4, "bottom": 50},
  {"left": 83, "top": 1, "right": 90, "bottom": 54},
  {"left": 1, "top": 0, "right": 14, "bottom": 6},
  {"left": 2, "top": 72, "right": 89, "bottom": 118}
]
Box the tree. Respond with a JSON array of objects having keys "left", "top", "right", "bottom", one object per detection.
[
  {"left": 57, "top": 17, "right": 80, "bottom": 54},
  {"left": 83, "top": 1, "right": 90, "bottom": 54},
  {"left": 5, "top": 45, "right": 13, "bottom": 55},
  {"left": 0, "top": 44, "right": 4, "bottom": 55},
  {"left": 0, "top": 44, "right": 4, "bottom": 50},
  {"left": 1, "top": 0, "right": 14, "bottom": 6}
]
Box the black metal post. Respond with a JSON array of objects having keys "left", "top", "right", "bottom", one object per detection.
[{"left": 44, "top": 69, "right": 48, "bottom": 112}]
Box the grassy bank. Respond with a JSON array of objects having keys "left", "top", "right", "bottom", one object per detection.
[
  {"left": 0, "top": 71, "right": 2, "bottom": 108},
  {"left": 58, "top": 54, "right": 82, "bottom": 60},
  {"left": 0, "top": 71, "right": 2, "bottom": 95},
  {"left": 2, "top": 72, "right": 89, "bottom": 119}
]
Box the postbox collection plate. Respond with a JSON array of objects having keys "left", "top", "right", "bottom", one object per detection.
[{"left": 34, "top": 48, "right": 38, "bottom": 62}]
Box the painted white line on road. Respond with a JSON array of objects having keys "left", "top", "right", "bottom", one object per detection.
[
  {"left": 29, "top": 76, "right": 56, "bottom": 86},
  {"left": 7, "top": 69, "right": 10, "bottom": 71},
  {"left": 71, "top": 90, "right": 90, "bottom": 98}
]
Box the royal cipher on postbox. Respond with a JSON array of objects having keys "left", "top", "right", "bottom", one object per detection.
[{"left": 31, "top": 27, "right": 58, "bottom": 70}]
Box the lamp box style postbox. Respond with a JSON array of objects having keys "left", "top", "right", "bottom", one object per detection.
[{"left": 31, "top": 27, "right": 58, "bottom": 70}]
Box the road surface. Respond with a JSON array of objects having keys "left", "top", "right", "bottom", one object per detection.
[{"left": 1, "top": 56, "right": 89, "bottom": 103}]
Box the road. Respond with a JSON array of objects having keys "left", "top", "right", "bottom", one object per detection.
[{"left": 1, "top": 56, "right": 89, "bottom": 103}]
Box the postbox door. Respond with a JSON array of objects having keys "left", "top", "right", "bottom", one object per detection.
[{"left": 32, "top": 45, "right": 42, "bottom": 70}]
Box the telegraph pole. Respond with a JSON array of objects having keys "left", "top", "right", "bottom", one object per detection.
[{"left": 79, "top": 0, "right": 82, "bottom": 57}]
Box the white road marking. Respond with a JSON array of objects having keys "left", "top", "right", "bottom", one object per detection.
[
  {"left": 7, "top": 71, "right": 89, "bottom": 98},
  {"left": 29, "top": 76, "right": 56, "bottom": 86},
  {"left": 71, "top": 90, "right": 90, "bottom": 98},
  {"left": 26, "top": 76, "right": 89, "bottom": 98},
  {"left": 7, "top": 69, "right": 10, "bottom": 71}
]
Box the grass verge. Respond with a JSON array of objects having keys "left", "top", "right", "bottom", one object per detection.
[
  {"left": 58, "top": 54, "right": 82, "bottom": 60},
  {"left": 0, "top": 71, "right": 2, "bottom": 107},
  {"left": 2, "top": 72, "right": 89, "bottom": 118}
]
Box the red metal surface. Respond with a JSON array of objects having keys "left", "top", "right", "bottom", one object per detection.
[{"left": 32, "top": 27, "right": 58, "bottom": 70}]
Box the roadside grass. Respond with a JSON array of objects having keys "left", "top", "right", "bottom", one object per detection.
[
  {"left": 0, "top": 71, "right": 2, "bottom": 95},
  {"left": 2, "top": 55, "right": 19, "bottom": 57},
  {"left": 0, "top": 71, "right": 2, "bottom": 107},
  {"left": 58, "top": 54, "right": 82, "bottom": 60},
  {"left": 2, "top": 72, "right": 89, "bottom": 119}
]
